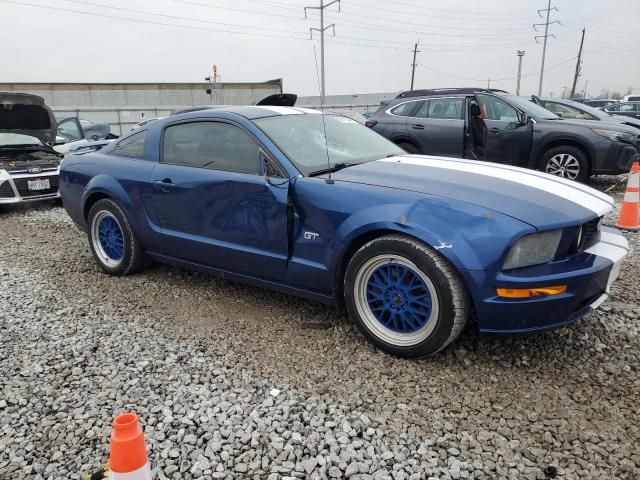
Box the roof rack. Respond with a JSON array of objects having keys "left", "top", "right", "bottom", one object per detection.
[{"left": 396, "top": 87, "right": 509, "bottom": 99}]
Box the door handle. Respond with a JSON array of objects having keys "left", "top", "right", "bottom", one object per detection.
[
  {"left": 488, "top": 128, "right": 501, "bottom": 133},
  {"left": 411, "top": 124, "right": 425, "bottom": 130},
  {"left": 153, "top": 178, "right": 176, "bottom": 192}
]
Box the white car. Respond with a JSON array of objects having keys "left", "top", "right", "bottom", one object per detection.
[{"left": 0, "top": 93, "right": 62, "bottom": 205}]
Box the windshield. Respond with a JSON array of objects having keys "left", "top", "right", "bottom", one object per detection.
[
  {"left": 502, "top": 95, "right": 559, "bottom": 119},
  {"left": 0, "top": 133, "right": 43, "bottom": 146},
  {"left": 561, "top": 100, "right": 608, "bottom": 118},
  {"left": 254, "top": 114, "right": 404, "bottom": 175}
]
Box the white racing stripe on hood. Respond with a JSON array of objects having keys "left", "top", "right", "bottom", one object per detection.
[
  {"left": 412, "top": 154, "right": 614, "bottom": 204},
  {"left": 381, "top": 156, "right": 614, "bottom": 217}
]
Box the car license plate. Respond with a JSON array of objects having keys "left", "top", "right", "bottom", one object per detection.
[{"left": 27, "top": 178, "right": 50, "bottom": 191}]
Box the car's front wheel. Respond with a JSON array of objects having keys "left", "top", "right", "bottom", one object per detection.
[
  {"left": 344, "top": 235, "right": 468, "bottom": 358},
  {"left": 87, "top": 198, "right": 147, "bottom": 275},
  {"left": 541, "top": 146, "right": 589, "bottom": 182}
]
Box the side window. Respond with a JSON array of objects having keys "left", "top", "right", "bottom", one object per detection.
[
  {"left": 414, "top": 101, "right": 430, "bottom": 118},
  {"left": 606, "top": 104, "right": 619, "bottom": 111},
  {"left": 619, "top": 104, "right": 635, "bottom": 112},
  {"left": 476, "top": 95, "right": 519, "bottom": 122},
  {"left": 162, "top": 122, "right": 260, "bottom": 175},
  {"left": 428, "top": 98, "right": 463, "bottom": 119},
  {"left": 57, "top": 119, "right": 83, "bottom": 142},
  {"left": 113, "top": 131, "right": 146, "bottom": 158},
  {"left": 390, "top": 101, "right": 421, "bottom": 117}
]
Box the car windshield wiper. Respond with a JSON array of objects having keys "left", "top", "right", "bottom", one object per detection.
[{"left": 308, "top": 162, "right": 357, "bottom": 177}]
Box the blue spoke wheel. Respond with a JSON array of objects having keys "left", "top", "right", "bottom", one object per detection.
[
  {"left": 353, "top": 254, "right": 440, "bottom": 347},
  {"left": 91, "top": 210, "right": 125, "bottom": 268}
]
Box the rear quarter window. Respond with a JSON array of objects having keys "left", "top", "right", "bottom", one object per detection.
[
  {"left": 390, "top": 101, "right": 422, "bottom": 117},
  {"left": 112, "top": 131, "right": 147, "bottom": 158}
]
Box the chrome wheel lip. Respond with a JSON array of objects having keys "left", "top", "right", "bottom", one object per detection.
[
  {"left": 353, "top": 254, "right": 439, "bottom": 347},
  {"left": 545, "top": 153, "right": 581, "bottom": 180},
  {"left": 91, "top": 210, "right": 124, "bottom": 268}
]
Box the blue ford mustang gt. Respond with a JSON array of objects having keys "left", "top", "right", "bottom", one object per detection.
[{"left": 59, "top": 106, "right": 629, "bottom": 358}]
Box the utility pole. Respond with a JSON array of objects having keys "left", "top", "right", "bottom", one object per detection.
[
  {"left": 516, "top": 50, "right": 525, "bottom": 95},
  {"left": 410, "top": 40, "right": 420, "bottom": 91},
  {"left": 204, "top": 64, "right": 218, "bottom": 104},
  {"left": 305, "top": 0, "right": 341, "bottom": 106},
  {"left": 583, "top": 80, "right": 588, "bottom": 98},
  {"left": 534, "top": 0, "right": 560, "bottom": 96},
  {"left": 570, "top": 28, "right": 585, "bottom": 99},
  {"left": 487, "top": 78, "right": 491, "bottom": 89}
]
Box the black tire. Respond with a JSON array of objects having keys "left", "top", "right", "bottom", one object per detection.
[
  {"left": 87, "top": 198, "right": 147, "bottom": 276},
  {"left": 540, "top": 145, "right": 589, "bottom": 182},
  {"left": 397, "top": 141, "right": 420, "bottom": 154},
  {"left": 344, "top": 234, "right": 468, "bottom": 358}
]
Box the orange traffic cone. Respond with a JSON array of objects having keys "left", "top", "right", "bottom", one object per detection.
[
  {"left": 616, "top": 161, "right": 640, "bottom": 232},
  {"left": 108, "top": 413, "right": 152, "bottom": 480}
]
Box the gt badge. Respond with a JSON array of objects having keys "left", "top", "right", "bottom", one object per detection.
[{"left": 304, "top": 231, "right": 319, "bottom": 241}]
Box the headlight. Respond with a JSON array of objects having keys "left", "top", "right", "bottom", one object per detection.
[
  {"left": 592, "top": 128, "right": 635, "bottom": 143},
  {"left": 503, "top": 229, "right": 562, "bottom": 270}
]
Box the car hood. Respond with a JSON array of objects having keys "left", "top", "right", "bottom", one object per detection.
[
  {"left": 551, "top": 117, "right": 639, "bottom": 134},
  {"left": 330, "top": 155, "right": 614, "bottom": 228},
  {"left": 611, "top": 114, "right": 640, "bottom": 129},
  {"left": 0, "top": 92, "right": 57, "bottom": 145}
]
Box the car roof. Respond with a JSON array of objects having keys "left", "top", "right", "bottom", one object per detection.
[{"left": 170, "top": 105, "right": 321, "bottom": 120}]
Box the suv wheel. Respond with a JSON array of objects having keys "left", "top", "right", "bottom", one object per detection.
[{"left": 541, "top": 146, "right": 589, "bottom": 182}]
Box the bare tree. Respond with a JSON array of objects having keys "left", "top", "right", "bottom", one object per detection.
[{"left": 611, "top": 91, "right": 623, "bottom": 100}]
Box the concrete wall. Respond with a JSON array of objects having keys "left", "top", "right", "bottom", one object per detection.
[{"left": 0, "top": 81, "right": 283, "bottom": 135}]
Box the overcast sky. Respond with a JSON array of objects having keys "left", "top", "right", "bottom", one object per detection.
[{"left": 2, "top": 0, "right": 638, "bottom": 98}]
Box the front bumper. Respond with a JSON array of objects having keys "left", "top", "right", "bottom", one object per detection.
[
  {"left": 593, "top": 140, "right": 639, "bottom": 175},
  {"left": 464, "top": 226, "right": 629, "bottom": 334},
  {"left": 0, "top": 169, "right": 60, "bottom": 204}
]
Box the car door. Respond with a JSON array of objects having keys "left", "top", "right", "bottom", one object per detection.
[
  {"left": 147, "top": 119, "right": 290, "bottom": 282},
  {"left": 408, "top": 97, "right": 465, "bottom": 157},
  {"left": 380, "top": 100, "right": 423, "bottom": 144},
  {"left": 474, "top": 93, "right": 532, "bottom": 166},
  {"left": 56, "top": 118, "right": 84, "bottom": 143}
]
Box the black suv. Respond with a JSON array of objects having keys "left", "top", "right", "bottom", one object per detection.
[{"left": 366, "top": 91, "right": 640, "bottom": 182}]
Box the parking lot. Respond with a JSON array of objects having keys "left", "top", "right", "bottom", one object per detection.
[{"left": 0, "top": 176, "right": 637, "bottom": 479}]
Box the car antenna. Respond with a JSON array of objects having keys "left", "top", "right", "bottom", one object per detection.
[{"left": 313, "top": 45, "right": 334, "bottom": 184}]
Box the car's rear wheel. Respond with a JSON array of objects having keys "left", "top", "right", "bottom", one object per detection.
[
  {"left": 344, "top": 235, "right": 468, "bottom": 358},
  {"left": 541, "top": 146, "right": 589, "bottom": 182},
  {"left": 87, "top": 198, "right": 147, "bottom": 275},
  {"left": 397, "top": 142, "right": 420, "bottom": 154}
]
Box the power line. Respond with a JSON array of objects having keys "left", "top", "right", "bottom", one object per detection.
[
  {"left": 1, "top": 0, "right": 309, "bottom": 39},
  {"left": 345, "top": 0, "right": 536, "bottom": 20},
  {"left": 171, "top": 0, "right": 304, "bottom": 20},
  {"left": 59, "top": 0, "right": 304, "bottom": 35},
  {"left": 418, "top": 56, "right": 577, "bottom": 83}
]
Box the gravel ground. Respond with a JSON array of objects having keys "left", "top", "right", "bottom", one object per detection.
[{"left": 0, "top": 177, "right": 638, "bottom": 480}]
